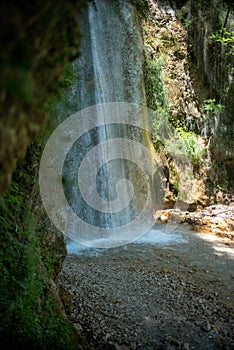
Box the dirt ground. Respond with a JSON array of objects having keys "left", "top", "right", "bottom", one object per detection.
[{"left": 58, "top": 224, "right": 234, "bottom": 350}]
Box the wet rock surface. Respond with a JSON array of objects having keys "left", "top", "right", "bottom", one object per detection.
[
  {"left": 185, "top": 205, "right": 234, "bottom": 238},
  {"left": 58, "top": 226, "right": 234, "bottom": 350},
  {"left": 156, "top": 204, "right": 234, "bottom": 242}
]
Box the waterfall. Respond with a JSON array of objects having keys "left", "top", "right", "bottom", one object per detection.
[
  {"left": 40, "top": 0, "right": 156, "bottom": 248},
  {"left": 74, "top": 0, "right": 146, "bottom": 107}
]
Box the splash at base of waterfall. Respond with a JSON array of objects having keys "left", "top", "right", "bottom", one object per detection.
[{"left": 66, "top": 226, "right": 188, "bottom": 257}]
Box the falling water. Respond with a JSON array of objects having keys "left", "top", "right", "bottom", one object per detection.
[
  {"left": 53, "top": 0, "right": 156, "bottom": 248},
  {"left": 39, "top": 0, "right": 196, "bottom": 252}
]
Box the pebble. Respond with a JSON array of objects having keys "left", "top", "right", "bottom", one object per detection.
[
  {"left": 73, "top": 323, "right": 83, "bottom": 333},
  {"left": 59, "top": 242, "right": 233, "bottom": 350},
  {"left": 181, "top": 343, "right": 190, "bottom": 350},
  {"left": 201, "top": 320, "right": 211, "bottom": 332}
]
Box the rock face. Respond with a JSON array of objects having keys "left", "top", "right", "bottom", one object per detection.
[
  {"left": 187, "top": 205, "right": 234, "bottom": 238},
  {"left": 0, "top": 2, "right": 90, "bottom": 349},
  {"left": 0, "top": 0, "right": 83, "bottom": 196},
  {"left": 187, "top": 0, "right": 234, "bottom": 191},
  {"left": 142, "top": 0, "right": 234, "bottom": 209},
  {"left": 155, "top": 204, "right": 234, "bottom": 240}
]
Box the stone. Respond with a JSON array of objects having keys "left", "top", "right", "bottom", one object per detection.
[
  {"left": 201, "top": 320, "right": 211, "bottom": 332},
  {"left": 160, "top": 211, "right": 171, "bottom": 222},
  {"left": 73, "top": 323, "right": 83, "bottom": 333},
  {"left": 170, "top": 338, "right": 181, "bottom": 347},
  {"left": 113, "top": 344, "right": 130, "bottom": 350}
]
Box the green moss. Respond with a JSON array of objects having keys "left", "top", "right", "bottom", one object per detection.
[
  {"left": 0, "top": 56, "right": 87, "bottom": 348},
  {"left": 0, "top": 1, "right": 92, "bottom": 348},
  {"left": 0, "top": 147, "right": 84, "bottom": 349}
]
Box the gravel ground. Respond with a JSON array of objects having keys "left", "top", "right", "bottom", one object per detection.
[{"left": 58, "top": 225, "right": 234, "bottom": 350}]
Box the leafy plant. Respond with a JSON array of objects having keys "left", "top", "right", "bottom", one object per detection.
[
  {"left": 165, "top": 128, "right": 205, "bottom": 166},
  {"left": 144, "top": 53, "right": 170, "bottom": 115},
  {"left": 176, "top": 9, "right": 192, "bottom": 29},
  {"left": 203, "top": 98, "right": 225, "bottom": 113},
  {"left": 209, "top": 28, "right": 234, "bottom": 54}
]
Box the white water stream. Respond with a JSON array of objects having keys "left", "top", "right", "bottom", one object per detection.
[{"left": 58, "top": 0, "right": 187, "bottom": 249}]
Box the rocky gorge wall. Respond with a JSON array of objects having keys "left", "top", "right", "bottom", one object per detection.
[
  {"left": 187, "top": 0, "right": 234, "bottom": 194},
  {"left": 0, "top": 0, "right": 84, "bottom": 196},
  {"left": 141, "top": 0, "right": 234, "bottom": 209},
  {"left": 0, "top": 1, "right": 91, "bottom": 349}
]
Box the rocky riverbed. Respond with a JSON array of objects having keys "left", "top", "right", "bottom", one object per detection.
[
  {"left": 156, "top": 205, "right": 234, "bottom": 241},
  {"left": 58, "top": 223, "right": 234, "bottom": 350}
]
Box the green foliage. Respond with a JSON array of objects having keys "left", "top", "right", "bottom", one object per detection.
[
  {"left": 144, "top": 53, "right": 170, "bottom": 115},
  {"left": 209, "top": 28, "right": 234, "bottom": 55},
  {"left": 217, "top": 182, "right": 228, "bottom": 191},
  {"left": 176, "top": 9, "right": 192, "bottom": 28},
  {"left": 203, "top": 98, "right": 225, "bottom": 113},
  {"left": 165, "top": 128, "right": 205, "bottom": 165}
]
